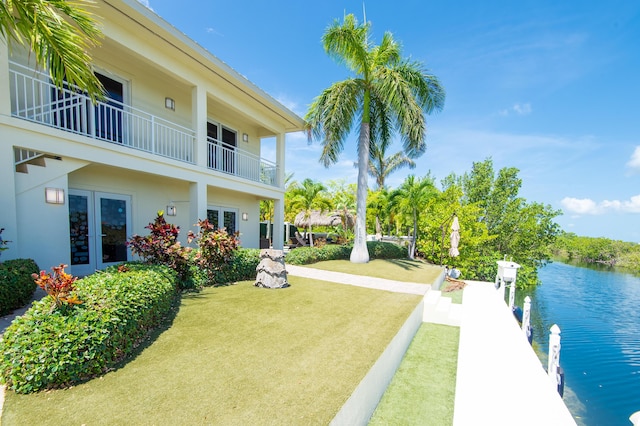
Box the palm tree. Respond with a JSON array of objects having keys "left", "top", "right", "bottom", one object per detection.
[
  {"left": 305, "top": 14, "right": 445, "bottom": 263},
  {"left": 389, "top": 175, "right": 437, "bottom": 259},
  {"left": 327, "top": 179, "right": 356, "bottom": 232},
  {"left": 368, "top": 141, "right": 416, "bottom": 189},
  {"left": 367, "top": 188, "right": 389, "bottom": 239},
  {"left": 289, "top": 178, "right": 333, "bottom": 247},
  {"left": 0, "top": 0, "right": 104, "bottom": 99}
]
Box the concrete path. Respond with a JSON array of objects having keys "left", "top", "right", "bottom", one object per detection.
[
  {"left": 285, "top": 264, "right": 431, "bottom": 295},
  {"left": 454, "top": 281, "right": 576, "bottom": 426}
]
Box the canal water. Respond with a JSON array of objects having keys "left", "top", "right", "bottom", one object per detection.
[{"left": 522, "top": 261, "right": 640, "bottom": 425}]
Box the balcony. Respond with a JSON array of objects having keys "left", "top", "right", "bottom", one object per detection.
[{"left": 9, "top": 62, "right": 279, "bottom": 187}]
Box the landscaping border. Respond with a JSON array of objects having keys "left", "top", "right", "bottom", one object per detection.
[{"left": 330, "top": 296, "right": 426, "bottom": 425}]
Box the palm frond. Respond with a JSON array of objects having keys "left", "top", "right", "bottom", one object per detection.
[
  {"left": 1, "top": 0, "right": 104, "bottom": 101},
  {"left": 322, "top": 14, "right": 370, "bottom": 76},
  {"left": 305, "top": 79, "right": 363, "bottom": 167}
]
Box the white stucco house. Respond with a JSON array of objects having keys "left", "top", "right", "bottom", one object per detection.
[{"left": 0, "top": 0, "right": 305, "bottom": 276}]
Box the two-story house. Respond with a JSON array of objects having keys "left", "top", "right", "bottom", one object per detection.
[{"left": 0, "top": 0, "right": 305, "bottom": 276}]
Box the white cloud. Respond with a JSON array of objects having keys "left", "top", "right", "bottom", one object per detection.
[
  {"left": 626, "top": 146, "right": 640, "bottom": 171},
  {"left": 500, "top": 102, "right": 532, "bottom": 116},
  {"left": 561, "top": 195, "right": 640, "bottom": 215},
  {"left": 513, "top": 103, "right": 532, "bottom": 115},
  {"left": 561, "top": 197, "right": 600, "bottom": 214}
]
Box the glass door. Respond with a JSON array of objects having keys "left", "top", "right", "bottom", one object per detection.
[
  {"left": 69, "top": 190, "right": 94, "bottom": 276},
  {"left": 207, "top": 206, "right": 238, "bottom": 235},
  {"left": 68, "top": 190, "right": 131, "bottom": 275},
  {"left": 95, "top": 192, "right": 131, "bottom": 270}
]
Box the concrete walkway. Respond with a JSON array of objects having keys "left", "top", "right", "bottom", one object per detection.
[
  {"left": 285, "top": 264, "right": 431, "bottom": 296},
  {"left": 454, "top": 281, "right": 576, "bottom": 425}
]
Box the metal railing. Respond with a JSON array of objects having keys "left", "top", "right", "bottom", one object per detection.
[
  {"left": 9, "top": 62, "right": 195, "bottom": 164},
  {"left": 207, "top": 137, "right": 278, "bottom": 186}
]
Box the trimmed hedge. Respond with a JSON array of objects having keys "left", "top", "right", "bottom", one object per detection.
[
  {"left": 189, "top": 248, "right": 261, "bottom": 287},
  {"left": 0, "top": 259, "right": 39, "bottom": 316},
  {"left": 0, "top": 264, "right": 177, "bottom": 393},
  {"left": 285, "top": 242, "right": 406, "bottom": 265}
]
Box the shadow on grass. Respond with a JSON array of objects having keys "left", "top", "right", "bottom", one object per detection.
[{"left": 384, "top": 259, "right": 429, "bottom": 271}]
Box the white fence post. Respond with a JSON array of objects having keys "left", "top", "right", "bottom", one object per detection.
[
  {"left": 522, "top": 296, "right": 532, "bottom": 342},
  {"left": 548, "top": 324, "right": 561, "bottom": 391},
  {"left": 508, "top": 280, "right": 516, "bottom": 310},
  {"left": 495, "top": 274, "right": 505, "bottom": 301}
]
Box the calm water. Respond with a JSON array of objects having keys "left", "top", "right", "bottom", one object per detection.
[{"left": 524, "top": 262, "right": 640, "bottom": 425}]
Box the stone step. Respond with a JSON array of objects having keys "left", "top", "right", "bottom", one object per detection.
[{"left": 423, "top": 289, "right": 462, "bottom": 327}]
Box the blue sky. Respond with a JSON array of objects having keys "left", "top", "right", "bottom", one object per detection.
[{"left": 138, "top": 0, "right": 640, "bottom": 242}]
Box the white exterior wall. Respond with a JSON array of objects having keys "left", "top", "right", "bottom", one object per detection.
[{"left": 0, "top": 0, "right": 304, "bottom": 274}]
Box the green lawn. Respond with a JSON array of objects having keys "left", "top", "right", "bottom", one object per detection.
[
  {"left": 2, "top": 277, "right": 422, "bottom": 425},
  {"left": 304, "top": 258, "right": 442, "bottom": 284},
  {"left": 369, "top": 323, "right": 460, "bottom": 425}
]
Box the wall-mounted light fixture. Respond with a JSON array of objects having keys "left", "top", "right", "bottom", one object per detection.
[
  {"left": 165, "top": 97, "right": 175, "bottom": 111},
  {"left": 166, "top": 205, "right": 177, "bottom": 216},
  {"left": 241, "top": 212, "right": 248, "bottom": 221},
  {"left": 45, "top": 187, "right": 65, "bottom": 204},
  {"left": 242, "top": 133, "right": 249, "bottom": 143}
]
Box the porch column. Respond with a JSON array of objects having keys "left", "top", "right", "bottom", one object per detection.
[
  {"left": 0, "top": 39, "right": 11, "bottom": 116},
  {"left": 189, "top": 181, "right": 207, "bottom": 235},
  {"left": 272, "top": 197, "right": 284, "bottom": 250},
  {"left": 192, "top": 85, "right": 208, "bottom": 168},
  {"left": 276, "top": 133, "right": 286, "bottom": 188}
]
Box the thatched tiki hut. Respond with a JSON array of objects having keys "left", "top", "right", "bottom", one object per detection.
[{"left": 294, "top": 210, "right": 354, "bottom": 246}]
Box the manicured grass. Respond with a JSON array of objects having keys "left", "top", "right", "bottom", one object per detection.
[
  {"left": 442, "top": 288, "right": 464, "bottom": 304},
  {"left": 2, "top": 277, "right": 422, "bottom": 425},
  {"left": 369, "top": 323, "right": 460, "bottom": 425},
  {"left": 304, "top": 259, "right": 442, "bottom": 284}
]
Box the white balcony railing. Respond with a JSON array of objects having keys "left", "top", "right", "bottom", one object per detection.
[
  {"left": 207, "top": 137, "right": 278, "bottom": 186},
  {"left": 9, "top": 62, "right": 280, "bottom": 187},
  {"left": 9, "top": 62, "right": 195, "bottom": 163}
]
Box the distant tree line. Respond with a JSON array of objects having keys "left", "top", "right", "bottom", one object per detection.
[{"left": 551, "top": 233, "right": 640, "bottom": 273}]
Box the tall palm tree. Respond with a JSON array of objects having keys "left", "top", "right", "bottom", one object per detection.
[
  {"left": 368, "top": 141, "right": 416, "bottom": 189},
  {"left": 389, "top": 175, "right": 437, "bottom": 259},
  {"left": 289, "top": 178, "right": 333, "bottom": 247},
  {"left": 0, "top": 0, "right": 104, "bottom": 99},
  {"left": 305, "top": 14, "right": 445, "bottom": 263}
]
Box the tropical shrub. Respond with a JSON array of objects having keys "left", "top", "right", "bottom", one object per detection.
[
  {"left": 0, "top": 264, "right": 177, "bottom": 393},
  {"left": 32, "top": 264, "right": 82, "bottom": 309},
  {"left": 0, "top": 259, "right": 39, "bottom": 316},
  {"left": 127, "top": 211, "right": 191, "bottom": 283},
  {"left": 189, "top": 248, "right": 260, "bottom": 287},
  {"left": 188, "top": 219, "right": 239, "bottom": 283},
  {"left": 285, "top": 242, "right": 404, "bottom": 265}
]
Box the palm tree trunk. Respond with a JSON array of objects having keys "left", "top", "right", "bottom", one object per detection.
[
  {"left": 410, "top": 208, "right": 418, "bottom": 259},
  {"left": 350, "top": 121, "right": 371, "bottom": 263}
]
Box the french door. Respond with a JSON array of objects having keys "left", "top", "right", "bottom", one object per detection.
[
  {"left": 69, "top": 190, "right": 132, "bottom": 276},
  {"left": 207, "top": 206, "right": 238, "bottom": 235}
]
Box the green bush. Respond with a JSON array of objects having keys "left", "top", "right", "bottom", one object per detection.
[
  {"left": 0, "top": 264, "right": 177, "bottom": 393},
  {"left": 0, "top": 259, "right": 39, "bottom": 316},
  {"left": 189, "top": 248, "right": 261, "bottom": 287},
  {"left": 286, "top": 242, "right": 404, "bottom": 265}
]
